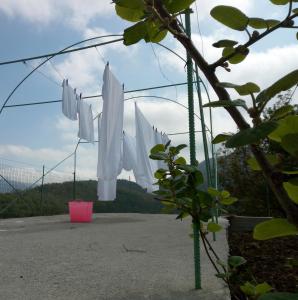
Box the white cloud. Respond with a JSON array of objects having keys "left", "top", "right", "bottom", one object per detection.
[{"left": 0, "top": 0, "right": 114, "bottom": 31}]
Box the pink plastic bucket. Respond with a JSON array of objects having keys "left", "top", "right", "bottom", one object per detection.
[{"left": 68, "top": 201, "right": 93, "bottom": 223}]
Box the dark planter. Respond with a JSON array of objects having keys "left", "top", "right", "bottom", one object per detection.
[{"left": 228, "top": 215, "right": 272, "bottom": 232}]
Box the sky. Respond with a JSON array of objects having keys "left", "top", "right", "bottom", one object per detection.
[{"left": 0, "top": 0, "right": 297, "bottom": 184}]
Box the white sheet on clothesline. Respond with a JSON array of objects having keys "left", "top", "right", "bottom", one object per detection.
[
  {"left": 62, "top": 79, "right": 78, "bottom": 121},
  {"left": 97, "top": 64, "right": 124, "bottom": 201},
  {"left": 78, "top": 98, "right": 94, "bottom": 143}
]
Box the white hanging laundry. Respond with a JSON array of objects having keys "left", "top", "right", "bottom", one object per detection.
[
  {"left": 97, "top": 64, "right": 124, "bottom": 201},
  {"left": 78, "top": 97, "right": 94, "bottom": 143},
  {"left": 123, "top": 132, "right": 137, "bottom": 172},
  {"left": 135, "top": 103, "right": 159, "bottom": 193},
  {"left": 162, "top": 133, "right": 170, "bottom": 145},
  {"left": 62, "top": 79, "right": 78, "bottom": 120},
  {"left": 154, "top": 129, "right": 168, "bottom": 170}
]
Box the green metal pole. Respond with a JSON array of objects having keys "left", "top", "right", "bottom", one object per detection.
[
  {"left": 194, "top": 66, "right": 217, "bottom": 241},
  {"left": 40, "top": 165, "right": 45, "bottom": 215},
  {"left": 73, "top": 151, "right": 77, "bottom": 200},
  {"left": 185, "top": 10, "right": 201, "bottom": 290}
]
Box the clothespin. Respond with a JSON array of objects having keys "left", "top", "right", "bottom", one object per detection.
[
  {"left": 66, "top": 79, "right": 69, "bottom": 86},
  {"left": 122, "top": 83, "right": 125, "bottom": 91},
  {"left": 106, "top": 61, "right": 109, "bottom": 67},
  {"left": 80, "top": 93, "right": 82, "bottom": 100}
]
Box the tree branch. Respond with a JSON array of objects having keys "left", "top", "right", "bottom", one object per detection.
[{"left": 211, "top": 12, "right": 298, "bottom": 69}]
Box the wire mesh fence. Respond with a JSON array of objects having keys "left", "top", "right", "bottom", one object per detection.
[{"left": 0, "top": 159, "right": 81, "bottom": 218}]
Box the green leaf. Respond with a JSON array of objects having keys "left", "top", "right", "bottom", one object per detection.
[
  {"left": 266, "top": 19, "right": 280, "bottom": 28},
  {"left": 163, "top": 0, "right": 195, "bottom": 14},
  {"left": 256, "top": 69, "right": 298, "bottom": 104},
  {"left": 259, "top": 292, "right": 298, "bottom": 300},
  {"left": 203, "top": 99, "right": 247, "bottom": 109},
  {"left": 240, "top": 282, "right": 256, "bottom": 296},
  {"left": 222, "top": 47, "right": 248, "bottom": 64},
  {"left": 115, "top": 4, "right": 144, "bottom": 22},
  {"left": 123, "top": 21, "right": 147, "bottom": 45},
  {"left": 208, "top": 187, "right": 220, "bottom": 197},
  {"left": 270, "top": 0, "right": 290, "bottom": 4},
  {"left": 210, "top": 5, "right": 249, "bottom": 31},
  {"left": 249, "top": 18, "right": 268, "bottom": 29},
  {"left": 255, "top": 282, "right": 273, "bottom": 295},
  {"left": 114, "top": 0, "right": 145, "bottom": 9},
  {"left": 293, "top": 8, "right": 298, "bottom": 14},
  {"left": 221, "top": 197, "right": 238, "bottom": 205},
  {"left": 154, "top": 170, "right": 165, "bottom": 180},
  {"left": 151, "top": 144, "right": 165, "bottom": 154},
  {"left": 207, "top": 222, "right": 222, "bottom": 232},
  {"left": 144, "top": 20, "right": 167, "bottom": 43},
  {"left": 149, "top": 153, "right": 168, "bottom": 160},
  {"left": 269, "top": 115, "right": 298, "bottom": 142},
  {"left": 174, "top": 157, "right": 187, "bottom": 165},
  {"left": 176, "top": 144, "right": 188, "bottom": 152},
  {"left": 226, "top": 122, "right": 278, "bottom": 148},
  {"left": 282, "top": 169, "right": 298, "bottom": 174},
  {"left": 283, "top": 178, "right": 298, "bottom": 204},
  {"left": 217, "top": 81, "right": 260, "bottom": 95},
  {"left": 176, "top": 211, "right": 190, "bottom": 220},
  {"left": 248, "top": 18, "right": 280, "bottom": 29},
  {"left": 212, "top": 39, "right": 238, "bottom": 48},
  {"left": 270, "top": 105, "right": 293, "bottom": 120},
  {"left": 228, "top": 256, "right": 247, "bottom": 268},
  {"left": 212, "top": 133, "right": 232, "bottom": 144},
  {"left": 247, "top": 154, "right": 280, "bottom": 171},
  {"left": 177, "top": 164, "right": 197, "bottom": 172},
  {"left": 253, "top": 218, "right": 298, "bottom": 240},
  {"left": 281, "top": 134, "right": 298, "bottom": 157}
]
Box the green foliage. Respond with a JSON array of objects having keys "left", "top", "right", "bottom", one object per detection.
[
  {"left": 283, "top": 178, "right": 298, "bottom": 204},
  {"left": 253, "top": 218, "right": 298, "bottom": 240},
  {"left": 228, "top": 256, "right": 247, "bottom": 268},
  {"left": 256, "top": 69, "right": 298, "bottom": 105},
  {"left": 217, "top": 82, "right": 260, "bottom": 96},
  {"left": 150, "top": 142, "right": 235, "bottom": 226},
  {"left": 163, "top": 0, "right": 195, "bottom": 14},
  {"left": 115, "top": 4, "right": 144, "bottom": 22},
  {"left": 247, "top": 154, "right": 280, "bottom": 171},
  {"left": 210, "top": 5, "right": 249, "bottom": 31},
  {"left": 222, "top": 46, "right": 249, "bottom": 64},
  {"left": 225, "top": 122, "right": 278, "bottom": 148},
  {"left": 269, "top": 115, "right": 298, "bottom": 142},
  {"left": 212, "top": 133, "right": 232, "bottom": 144},
  {"left": 248, "top": 18, "right": 279, "bottom": 29},
  {"left": 212, "top": 39, "right": 238, "bottom": 48},
  {"left": 240, "top": 282, "right": 272, "bottom": 297},
  {"left": 207, "top": 222, "right": 222, "bottom": 232}
]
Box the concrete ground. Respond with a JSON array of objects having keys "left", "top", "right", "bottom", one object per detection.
[{"left": 0, "top": 214, "right": 230, "bottom": 300}]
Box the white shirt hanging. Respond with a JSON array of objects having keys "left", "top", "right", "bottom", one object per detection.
[
  {"left": 135, "top": 103, "right": 159, "bottom": 193},
  {"left": 97, "top": 64, "right": 124, "bottom": 201},
  {"left": 62, "top": 79, "right": 78, "bottom": 120},
  {"left": 78, "top": 97, "right": 94, "bottom": 143},
  {"left": 154, "top": 129, "right": 168, "bottom": 170}
]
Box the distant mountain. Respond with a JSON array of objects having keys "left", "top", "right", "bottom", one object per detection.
[{"left": 0, "top": 179, "right": 163, "bottom": 218}]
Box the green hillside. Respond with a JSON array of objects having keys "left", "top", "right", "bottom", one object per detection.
[{"left": 0, "top": 180, "right": 163, "bottom": 219}]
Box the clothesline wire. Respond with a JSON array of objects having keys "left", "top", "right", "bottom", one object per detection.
[
  {"left": 23, "top": 61, "right": 61, "bottom": 87},
  {"left": 0, "top": 35, "right": 123, "bottom": 66},
  {"left": 149, "top": 43, "right": 178, "bottom": 101},
  {"left": 0, "top": 36, "right": 124, "bottom": 116},
  {"left": 94, "top": 47, "right": 107, "bottom": 65},
  {"left": 3, "top": 81, "right": 196, "bottom": 108},
  {"left": 48, "top": 60, "right": 64, "bottom": 81}
]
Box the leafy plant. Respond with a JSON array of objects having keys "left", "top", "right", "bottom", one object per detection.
[{"left": 113, "top": 0, "right": 298, "bottom": 240}]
